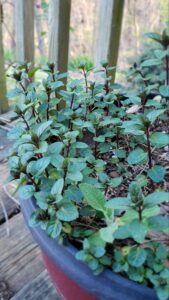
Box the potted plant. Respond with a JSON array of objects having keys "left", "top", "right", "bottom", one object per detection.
[
  {"left": 126, "top": 25, "right": 169, "bottom": 111},
  {"left": 7, "top": 31, "right": 169, "bottom": 300}
]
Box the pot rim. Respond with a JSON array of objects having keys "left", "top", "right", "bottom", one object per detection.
[{"left": 20, "top": 197, "right": 158, "bottom": 300}]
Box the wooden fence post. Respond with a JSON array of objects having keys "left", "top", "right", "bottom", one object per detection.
[
  {"left": 14, "top": 0, "right": 34, "bottom": 63},
  {"left": 95, "top": 0, "right": 124, "bottom": 83},
  {"left": 48, "top": 0, "right": 71, "bottom": 74},
  {"left": 0, "top": 1, "right": 9, "bottom": 114}
]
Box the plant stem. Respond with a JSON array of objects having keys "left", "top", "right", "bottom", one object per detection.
[
  {"left": 67, "top": 93, "right": 75, "bottom": 130},
  {"left": 19, "top": 82, "right": 27, "bottom": 94},
  {"left": 21, "top": 114, "right": 30, "bottom": 130},
  {"left": 20, "top": 81, "right": 39, "bottom": 122},
  {"left": 104, "top": 80, "right": 109, "bottom": 94},
  {"left": 25, "top": 173, "right": 39, "bottom": 192},
  {"left": 91, "top": 87, "right": 94, "bottom": 98},
  {"left": 138, "top": 207, "right": 142, "bottom": 222},
  {"left": 136, "top": 70, "right": 148, "bottom": 86},
  {"left": 36, "top": 113, "right": 41, "bottom": 123},
  {"left": 146, "top": 127, "right": 152, "bottom": 169},
  {"left": 94, "top": 127, "right": 98, "bottom": 157},
  {"left": 45, "top": 169, "right": 49, "bottom": 178},
  {"left": 83, "top": 69, "right": 88, "bottom": 93},
  {"left": 104, "top": 67, "right": 109, "bottom": 95},
  {"left": 166, "top": 55, "right": 169, "bottom": 86},
  {"left": 46, "top": 92, "right": 50, "bottom": 120},
  {"left": 70, "top": 93, "right": 75, "bottom": 109},
  {"left": 63, "top": 143, "right": 70, "bottom": 187},
  {"left": 116, "top": 127, "right": 119, "bottom": 149},
  {"left": 32, "top": 106, "right": 35, "bottom": 118},
  {"left": 51, "top": 71, "right": 59, "bottom": 111}
]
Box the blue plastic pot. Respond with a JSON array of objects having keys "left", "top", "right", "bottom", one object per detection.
[{"left": 20, "top": 197, "right": 159, "bottom": 300}]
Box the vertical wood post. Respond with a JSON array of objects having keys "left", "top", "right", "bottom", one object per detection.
[
  {"left": 95, "top": 0, "right": 124, "bottom": 83},
  {"left": 14, "top": 0, "right": 34, "bottom": 63},
  {"left": 0, "top": 1, "right": 9, "bottom": 114},
  {"left": 48, "top": 0, "right": 71, "bottom": 74}
]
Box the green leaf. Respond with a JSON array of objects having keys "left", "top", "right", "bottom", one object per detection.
[
  {"left": 56, "top": 202, "right": 79, "bottom": 221},
  {"left": 128, "top": 267, "right": 145, "bottom": 283},
  {"left": 94, "top": 136, "right": 105, "bottom": 142},
  {"left": 87, "top": 232, "right": 106, "bottom": 258},
  {"left": 7, "top": 88, "right": 21, "bottom": 98},
  {"left": 68, "top": 160, "right": 86, "bottom": 172},
  {"left": 73, "top": 142, "right": 88, "bottom": 148},
  {"left": 50, "top": 221, "right": 62, "bottom": 239},
  {"left": 145, "top": 99, "right": 161, "bottom": 107},
  {"left": 156, "top": 286, "right": 169, "bottom": 300},
  {"left": 80, "top": 206, "right": 95, "bottom": 217},
  {"left": 36, "top": 139, "right": 48, "bottom": 152},
  {"left": 144, "top": 192, "right": 169, "bottom": 206},
  {"left": 88, "top": 258, "right": 100, "bottom": 272},
  {"left": 99, "top": 223, "right": 118, "bottom": 243},
  {"left": 36, "top": 120, "right": 53, "bottom": 137},
  {"left": 48, "top": 142, "right": 64, "bottom": 154},
  {"left": 127, "top": 148, "right": 147, "bottom": 165},
  {"left": 8, "top": 156, "right": 19, "bottom": 169},
  {"left": 128, "top": 247, "right": 147, "bottom": 267},
  {"left": 50, "top": 155, "right": 64, "bottom": 168},
  {"left": 29, "top": 211, "right": 39, "bottom": 227},
  {"left": 159, "top": 85, "right": 169, "bottom": 97},
  {"left": 50, "top": 81, "right": 64, "bottom": 90},
  {"left": 99, "top": 255, "right": 112, "bottom": 266},
  {"left": 51, "top": 178, "right": 64, "bottom": 196},
  {"left": 147, "top": 165, "right": 165, "bottom": 182},
  {"left": 64, "top": 186, "right": 82, "bottom": 203},
  {"left": 19, "top": 185, "right": 35, "bottom": 199},
  {"left": 130, "top": 220, "right": 148, "bottom": 243},
  {"left": 141, "top": 58, "right": 161, "bottom": 67},
  {"left": 64, "top": 131, "right": 79, "bottom": 141},
  {"left": 28, "top": 67, "right": 39, "bottom": 77},
  {"left": 8, "top": 127, "right": 25, "bottom": 139},
  {"left": 135, "top": 175, "right": 148, "bottom": 187},
  {"left": 148, "top": 215, "right": 169, "bottom": 232},
  {"left": 115, "top": 149, "right": 126, "bottom": 158},
  {"left": 146, "top": 109, "right": 165, "bottom": 123},
  {"left": 100, "top": 118, "right": 116, "bottom": 126},
  {"left": 106, "top": 197, "right": 131, "bottom": 209},
  {"left": 110, "top": 177, "right": 123, "bottom": 187},
  {"left": 142, "top": 206, "right": 160, "bottom": 218},
  {"left": 34, "top": 191, "right": 48, "bottom": 209},
  {"left": 76, "top": 250, "right": 88, "bottom": 261},
  {"left": 121, "top": 209, "right": 138, "bottom": 223},
  {"left": 20, "top": 152, "right": 34, "bottom": 165},
  {"left": 156, "top": 244, "right": 168, "bottom": 260},
  {"left": 80, "top": 183, "right": 105, "bottom": 212},
  {"left": 124, "top": 125, "right": 144, "bottom": 136},
  {"left": 122, "top": 120, "right": 144, "bottom": 135},
  {"left": 144, "top": 32, "right": 162, "bottom": 43},
  {"left": 150, "top": 132, "right": 169, "bottom": 148},
  {"left": 35, "top": 157, "right": 50, "bottom": 175},
  {"left": 67, "top": 171, "right": 83, "bottom": 181},
  {"left": 154, "top": 49, "right": 167, "bottom": 59},
  {"left": 114, "top": 224, "right": 131, "bottom": 239},
  {"left": 99, "top": 143, "right": 111, "bottom": 154}
]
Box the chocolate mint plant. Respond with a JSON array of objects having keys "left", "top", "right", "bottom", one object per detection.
[{"left": 8, "top": 31, "right": 169, "bottom": 300}]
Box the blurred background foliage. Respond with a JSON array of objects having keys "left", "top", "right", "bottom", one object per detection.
[{"left": 1, "top": 0, "right": 169, "bottom": 89}]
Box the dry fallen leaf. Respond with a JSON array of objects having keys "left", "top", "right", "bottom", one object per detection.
[
  {"left": 109, "top": 171, "right": 120, "bottom": 178},
  {"left": 126, "top": 105, "right": 141, "bottom": 114}
]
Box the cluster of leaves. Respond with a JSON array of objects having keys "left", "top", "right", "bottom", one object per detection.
[
  {"left": 8, "top": 29, "right": 169, "bottom": 300},
  {"left": 127, "top": 26, "right": 169, "bottom": 94},
  {"left": 68, "top": 55, "right": 94, "bottom": 71}
]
